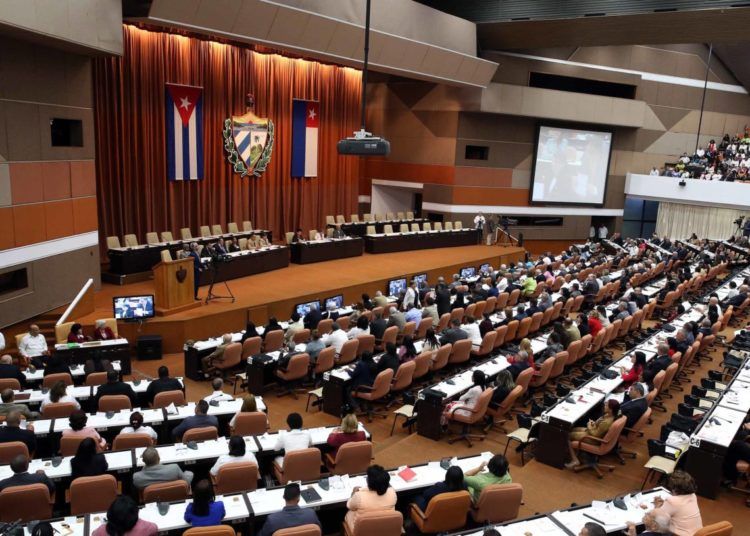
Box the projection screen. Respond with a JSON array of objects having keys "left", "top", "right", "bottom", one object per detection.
[{"left": 530, "top": 125, "right": 613, "bottom": 206}]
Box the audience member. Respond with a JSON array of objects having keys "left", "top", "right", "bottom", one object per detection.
[
  {"left": 184, "top": 479, "right": 225, "bottom": 526},
  {"left": 95, "top": 370, "right": 137, "bottom": 409},
  {"left": 344, "top": 465, "right": 397, "bottom": 532},
  {"left": 273, "top": 413, "right": 312, "bottom": 468},
  {"left": 71, "top": 437, "right": 109, "bottom": 479},
  {"left": 464, "top": 454, "right": 511, "bottom": 500},
  {"left": 145, "top": 366, "right": 183, "bottom": 405},
  {"left": 0, "top": 411, "right": 36, "bottom": 453},
  {"left": 0, "top": 388, "right": 39, "bottom": 420},
  {"left": 133, "top": 447, "right": 194, "bottom": 489},
  {"left": 326, "top": 413, "right": 366, "bottom": 455},
  {"left": 413, "top": 465, "right": 468, "bottom": 511},
  {"left": 0, "top": 454, "right": 54, "bottom": 494},
  {"left": 171, "top": 400, "right": 218, "bottom": 440},
  {"left": 64, "top": 410, "right": 107, "bottom": 450},
  {"left": 566, "top": 400, "right": 620, "bottom": 469},
  {"left": 0, "top": 355, "right": 26, "bottom": 387},
  {"left": 41, "top": 380, "right": 81, "bottom": 411},
  {"left": 210, "top": 435, "right": 258, "bottom": 476},
  {"left": 92, "top": 495, "right": 158, "bottom": 536},
  {"left": 259, "top": 483, "right": 321, "bottom": 536},
  {"left": 652, "top": 471, "right": 703, "bottom": 536},
  {"left": 118, "top": 411, "right": 158, "bottom": 441}
]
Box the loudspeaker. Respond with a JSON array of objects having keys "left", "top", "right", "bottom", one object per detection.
[{"left": 137, "top": 335, "right": 162, "bottom": 360}]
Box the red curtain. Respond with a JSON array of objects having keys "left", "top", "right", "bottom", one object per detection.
[{"left": 93, "top": 25, "right": 361, "bottom": 247}]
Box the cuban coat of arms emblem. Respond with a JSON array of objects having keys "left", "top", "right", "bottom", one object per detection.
[{"left": 223, "top": 93, "right": 274, "bottom": 177}]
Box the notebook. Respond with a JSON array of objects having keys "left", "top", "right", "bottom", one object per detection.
[{"left": 398, "top": 466, "right": 417, "bottom": 482}]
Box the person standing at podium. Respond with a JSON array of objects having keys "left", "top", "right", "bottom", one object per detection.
[{"left": 188, "top": 242, "right": 203, "bottom": 300}]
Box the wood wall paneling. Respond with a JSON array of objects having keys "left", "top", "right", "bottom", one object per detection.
[
  {"left": 12, "top": 203, "right": 46, "bottom": 246},
  {"left": 9, "top": 162, "right": 43, "bottom": 204},
  {"left": 72, "top": 197, "right": 98, "bottom": 234},
  {"left": 43, "top": 199, "right": 75, "bottom": 240}
]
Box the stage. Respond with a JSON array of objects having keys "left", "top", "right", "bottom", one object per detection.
[{"left": 79, "top": 244, "right": 525, "bottom": 353}]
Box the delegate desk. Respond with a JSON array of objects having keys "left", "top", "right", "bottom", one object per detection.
[
  {"left": 535, "top": 307, "right": 704, "bottom": 468},
  {"left": 108, "top": 230, "right": 272, "bottom": 275},
  {"left": 685, "top": 356, "right": 750, "bottom": 498},
  {"left": 52, "top": 338, "right": 131, "bottom": 375},
  {"left": 197, "top": 246, "right": 289, "bottom": 286},
  {"left": 328, "top": 218, "right": 428, "bottom": 237},
  {"left": 290, "top": 237, "right": 364, "bottom": 264},
  {"left": 22, "top": 361, "right": 123, "bottom": 386},
  {"left": 416, "top": 355, "right": 512, "bottom": 440},
  {"left": 364, "top": 228, "right": 480, "bottom": 254}
]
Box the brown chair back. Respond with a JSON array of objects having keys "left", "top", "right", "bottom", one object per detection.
[
  {"left": 515, "top": 367, "right": 534, "bottom": 395},
  {"left": 416, "top": 318, "right": 432, "bottom": 339},
  {"left": 391, "top": 361, "right": 416, "bottom": 392},
  {"left": 492, "top": 385, "right": 523, "bottom": 419},
  {"left": 314, "top": 347, "right": 336, "bottom": 374},
  {"left": 216, "top": 342, "right": 242, "bottom": 372},
  {"left": 380, "top": 326, "right": 398, "bottom": 347},
  {"left": 0, "top": 441, "right": 29, "bottom": 464},
  {"left": 293, "top": 329, "right": 311, "bottom": 344},
  {"left": 273, "top": 524, "right": 322, "bottom": 536},
  {"left": 98, "top": 394, "right": 132, "bottom": 412},
  {"left": 0, "top": 484, "right": 53, "bottom": 522},
  {"left": 277, "top": 353, "right": 310, "bottom": 381},
  {"left": 142, "top": 479, "right": 191, "bottom": 503},
  {"left": 213, "top": 461, "right": 259, "bottom": 494},
  {"left": 471, "top": 483, "right": 523, "bottom": 523},
  {"left": 43, "top": 373, "right": 73, "bottom": 389},
  {"left": 153, "top": 389, "right": 187, "bottom": 408},
  {"left": 242, "top": 336, "right": 262, "bottom": 359},
  {"left": 504, "top": 320, "right": 519, "bottom": 341},
  {"left": 60, "top": 436, "right": 92, "bottom": 456},
  {"left": 448, "top": 339, "right": 472, "bottom": 365},
  {"left": 329, "top": 441, "right": 372, "bottom": 475},
  {"left": 276, "top": 448, "right": 322, "bottom": 484},
  {"left": 693, "top": 521, "right": 734, "bottom": 536},
  {"left": 493, "top": 325, "right": 507, "bottom": 349},
  {"left": 548, "top": 351, "right": 568, "bottom": 381},
  {"left": 472, "top": 331, "right": 497, "bottom": 357},
  {"left": 264, "top": 330, "right": 284, "bottom": 352},
  {"left": 182, "top": 426, "right": 219, "bottom": 442},
  {"left": 85, "top": 372, "right": 108, "bottom": 386},
  {"left": 412, "top": 352, "right": 432, "bottom": 380},
  {"left": 338, "top": 339, "right": 359, "bottom": 364},
  {"left": 317, "top": 319, "right": 333, "bottom": 335},
  {"left": 430, "top": 344, "right": 451, "bottom": 372},
  {"left": 112, "top": 432, "right": 154, "bottom": 451},
  {"left": 578, "top": 416, "right": 627, "bottom": 456},
  {"left": 70, "top": 474, "right": 118, "bottom": 515},
  {"left": 357, "top": 369, "right": 394, "bottom": 402},
  {"left": 356, "top": 334, "right": 375, "bottom": 356},
  {"left": 436, "top": 313, "right": 451, "bottom": 332},
  {"left": 450, "top": 388, "right": 493, "bottom": 425},
  {"left": 412, "top": 490, "right": 472, "bottom": 533},
  {"left": 232, "top": 412, "right": 268, "bottom": 436},
  {"left": 347, "top": 510, "right": 404, "bottom": 536},
  {"left": 0, "top": 378, "right": 21, "bottom": 391}
]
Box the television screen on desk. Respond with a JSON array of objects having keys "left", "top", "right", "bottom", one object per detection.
[
  {"left": 460, "top": 266, "right": 476, "bottom": 279},
  {"left": 479, "top": 263, "right": 491, "bottom": 274},
  {"left": 113, "top": 295, "right": 155, "bottom": 320},
  {"left": 325, "top": 295, "right": 344, "bottom": 310},
  {"left": 413, "top": 273, "right": 427, "bottom": 286},
  {"left": 387, "top": 277, "right": 407, "bottom": 297},
  {"left": 295, "top": 300, "right": 321, "bottom": 318}
]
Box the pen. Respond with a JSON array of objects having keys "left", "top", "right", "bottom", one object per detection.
[{"left": 583, "top": 513, "right": 606, "bottom": 525}]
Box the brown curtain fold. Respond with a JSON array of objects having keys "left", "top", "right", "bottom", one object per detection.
[{"left": 93, "top": 25, "right": 361, "bottom": 249}]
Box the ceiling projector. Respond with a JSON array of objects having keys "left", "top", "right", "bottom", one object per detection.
[{"left": 338, "top": 129, "right": 391, "bottom": 156}]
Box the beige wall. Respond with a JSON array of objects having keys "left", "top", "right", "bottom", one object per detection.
[
  {"left": 362, "top": 44, "right": 750, "bottom": 241},
  {"left": 0, "top": 0, "right": 122, "bottom": 54},
  {"left": 0, "top": 35, "right": 100, "bottom": 328}
]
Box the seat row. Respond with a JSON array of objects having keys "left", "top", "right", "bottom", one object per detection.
[
  {"left": 325, "top": 212, "right": 416, "bottom": 224},
  {"left": 106, "top": 221, "right": 256, "bottom": 249}
]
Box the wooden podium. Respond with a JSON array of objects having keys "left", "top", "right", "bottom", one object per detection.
[{"left": 153, "top": 258, "right": 201, "bottom": 316}]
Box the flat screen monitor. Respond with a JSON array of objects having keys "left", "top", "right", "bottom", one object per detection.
[
  {"left": 295, "top": 300, "right": 321, "bottom": 318},
  {"left": 388, "top": 277, "right": 407, "bottom": 297},
  {"left": 460, "top": 266, "right": 477, "bottom": 279},
  {"left": 113, "top": 295, "right": 155, "bottom": 320},
  {"left": 530, "top": 124, "right": 612, "bottom": 206},
  {"left": 325, "top": 295, "right": 344, "bottom": 310},
  {"left": 479, "top": 263, "right": 491, "bottom": 274},
  {"left": 413, "top": 273, "right": 427, "bottom": 286}
]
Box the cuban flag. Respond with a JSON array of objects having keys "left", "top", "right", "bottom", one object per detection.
[
  {"left": 166, "top": 83, "right": 204, "bottom": 181},
  {"left": 291, "top": 99, "right": 319, "bottom": 177}
]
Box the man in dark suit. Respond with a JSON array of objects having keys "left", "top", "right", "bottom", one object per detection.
[
  {"left": 0, "top": 411, "right": 36, "bottom": 454},
  {"left": 369, "top": 311, "right": 387, "bottom": 341},
  {"left": 667, "top": 330, "right": 689, "bottom": 357},
  {"left": 172, "top": 400, "right": 218, "bottom": 441},
  {"left": 727, "top": 285, "right": 748, "bottom": 307},
  {"left": 0, "top": 355, "right": 25, "bottom": 388},
  {"left": 376, "top": 343, "right": 400, "bottom": 375},
  {"left": 303, "top": 303, "right": 322, "bottom": 330},
  {"left": 512, "top": 305, "right": 527, "bottom": 322},
  {"left": 435, "top": 281, "right": 452, "bottom": 317},
  {"left": 95, "top": 370, "right": 137, "bottom": 409},
  {"left": 439, "top": 319, "right": 469, "bottom": 346},
  {"left": 0, "top": 454, "right": 54, "bottom": 494},
  {"left": 146, "top": 366, "right": 183, "bottom": 405},
  {"left": 188, "top": 242, "right": 203, "bottom": 300},
  {"left": 620, "top": 383, "right": 648, "bottom": 428},
  {"left": 642, "top": 343, "right": 672, "bottom": 385}
]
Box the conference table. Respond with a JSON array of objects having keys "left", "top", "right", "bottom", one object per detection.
[
  {"left": 289, "top": 236, "right": 364, "bottom": 264},
  {"left": 327, "top": 218, "right": 428, "bottom": 237},
  {"left": 364, "top": 228, "right": 480, "bottom": 254},
  {"left": 107, "top": 230, "right": 272, "bottom": 275},
  {"left": 684, "top": 350, "right": 750, "bottom": 498},
  {"left": 197, "top": 245, "right": 290, "bottom": 285},
  {"left": 51, "top": 338, "right": 132, "bottom": 375}
]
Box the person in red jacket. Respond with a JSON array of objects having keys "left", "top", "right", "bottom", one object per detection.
[
  {"left": 67, "top": 323, "right": 90, "bottom": 343},
  {"left": 588, "top": 311, "right": 604, "bottom": 338},
  {"left": 619, "top": 351, "right": 646, "bottom": 388},
  {"left": 326, "top": 413, "right": 366, "bottom": 456},
  {"left": 93, "top": 320, "right": 116, "bottom": 341}
]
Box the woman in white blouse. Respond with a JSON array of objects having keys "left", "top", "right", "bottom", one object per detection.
[
  {"left": 118, "top": 411, "right": 158, "bottom": 441},
  {"left": 347, "top": 316, "right": 370, "bottom": 340},
  {"left": 210, "top": 435, "right": 258, "bottom": 476},
  {"left": 41, "top": 380, "right": 81, "bottom": 410}
]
